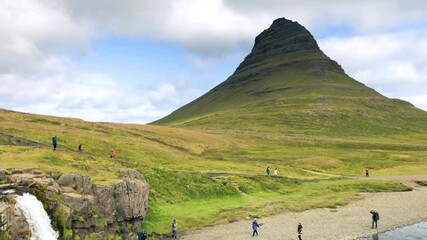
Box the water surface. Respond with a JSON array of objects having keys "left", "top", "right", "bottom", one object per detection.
[{"left": 359, "top": 221, "right": 427, "bottom": 240}]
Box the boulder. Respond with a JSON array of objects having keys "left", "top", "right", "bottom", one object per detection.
[{"left": 57, "top": 174, "right": 93, "bottom": 195}]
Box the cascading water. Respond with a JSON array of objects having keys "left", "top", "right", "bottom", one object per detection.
[{"left": 15, "top": 193, "right": 59, "bottom": 240}]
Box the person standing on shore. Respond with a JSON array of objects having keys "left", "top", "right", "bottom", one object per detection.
[
  {"left": 365, "top": 168, "right": 369, "bottom": 177},
  {"left": 171, "top": 219, "right": 177, "bottom": 239},
  {"left": 297, "top": 221, "right": 303, "bottom": 240},
  {"left": 370, "top": 210, "right": 379, "bottom": 229},
  {"left": 252, "top": 218, "right": 260, "bottom": 236},
  {"left": 266, "top": 166, "right": 270, "bottom": 176},
  {"left": 52, "top": 136, "right": 57, "bottom": 151}
]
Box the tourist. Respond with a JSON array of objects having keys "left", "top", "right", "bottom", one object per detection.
[
  {"left": 370, "top": 210, "right": 379, "bottom": 229},
  {"left": 110, "top": 149, "right": 115, "bottom": 160},
  {"left": 137, "top": 229, "right": 147, "bottom": 240},
  {"left": 274, "top": 168, "right": 278, "bottom": 177},
  {"left": 297, "top": 221, "right": 303, "bottom": 240},
  {"left": 172, "top": 219, "right": 177, "bottom": 239},
  {"left": 52, "top": 136, "right": 57, "bottom": 151},
  {"left": 78, "top": 144, "right": 83, "bottom": 152},
  {"left": 252, "top": 218, "right": 260, "bottom": 237},
  {"left": 365, "top": 168, "right": 369, "bottom": 177},
  {"left": 266, "top": 166, "right": 270, "bottom": 176}
]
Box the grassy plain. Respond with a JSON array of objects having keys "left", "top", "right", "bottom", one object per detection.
[{"left": 0, "top": 109, "right": 426, "bottom": 234}]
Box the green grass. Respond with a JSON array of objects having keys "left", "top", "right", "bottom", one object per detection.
[{"left": 0, "top": 109, "right": 426, "bottom": 235}]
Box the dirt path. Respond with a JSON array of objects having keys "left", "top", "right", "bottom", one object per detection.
[
  {"left": 203, "top": 131, "right": 427, "bottom": 147},
  {"left": 181, "top": 176, "right": 427, "bottom": 240},
  {"left": 350, "top": 174, "right": 427, "bottom": 188}
]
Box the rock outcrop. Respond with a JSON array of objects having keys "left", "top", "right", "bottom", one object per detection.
[
  {"left": 235, "top": 18, "right": 343, "bottom": 74},
  {"left": 0, "top": 168, "right": 149, "bottom": 240}
]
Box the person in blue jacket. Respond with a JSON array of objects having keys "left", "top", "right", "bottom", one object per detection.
[
  {"left": 52, "top": 136, "right": 57, "bottom": 151},
  {"left": 252, "top": 218, "right": 260, "bottom": 236}
]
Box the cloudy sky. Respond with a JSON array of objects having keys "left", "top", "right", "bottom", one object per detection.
[{"left": 1, "top": 0, "right": 426, "bottom": 123}]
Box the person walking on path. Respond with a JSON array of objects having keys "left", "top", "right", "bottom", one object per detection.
[
  {"left": 110, "top": 149, "right": 115, "bottom": 160},
  {"left": 52, "top": 136, "right": 57, "bottom": 151},
  {"left": 297, "top": 221, "right": 303, "bottom": 240},
  {"left": 370, "top": 210, "right": 379, "bottom": 229},
  {"left": 274, "top": 168, "right": 278, "bottom": 177},
  {"left": 365, "top": 168, "right": 369, "bottom": 177},
  {"left": 266, "top": 166, "right": 270, "bottom": 176},
  {"left": 78, "top": 144, "right": 83, "bottom": 152},
  {"left": 252, "top": 218, "right": 260, "bottom": 237},
  {"left": 171, "top": 219, "right": 177, "bottom": 239}
]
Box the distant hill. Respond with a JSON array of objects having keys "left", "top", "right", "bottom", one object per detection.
[{"left": 152, "top": 18, "right": 427, "bottom": 137}]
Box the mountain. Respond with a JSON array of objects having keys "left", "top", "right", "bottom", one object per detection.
[{"left": 152, "top": 18, "right": 427, "bottom": 137}]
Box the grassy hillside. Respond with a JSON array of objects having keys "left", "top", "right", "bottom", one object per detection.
[{"left": 1, "top": 109, "right": 426, "bottom": 234}]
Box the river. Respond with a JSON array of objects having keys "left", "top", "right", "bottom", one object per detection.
[{"left": 359, "top": 221, "right": 427, "bottom": 240}]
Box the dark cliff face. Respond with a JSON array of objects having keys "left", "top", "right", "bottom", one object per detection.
[{"left": 234, "top": 18, "right": 343, "bottom": 74}]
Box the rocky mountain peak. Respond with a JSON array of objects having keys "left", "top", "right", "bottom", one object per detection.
[{"left": 235, "top": 18, "right": 325, "bottom": 73}]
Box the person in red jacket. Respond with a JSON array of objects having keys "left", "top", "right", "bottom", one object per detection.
[
  {"left": 365, "top": 168, "right": 369, "bottom": 177},
  {"left": 110, "top": 149, "right": 115, "bottom": 160}
]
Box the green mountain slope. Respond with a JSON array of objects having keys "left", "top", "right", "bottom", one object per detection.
[{"left": 152, "top": 18, "right": 427, "bottom": 137}]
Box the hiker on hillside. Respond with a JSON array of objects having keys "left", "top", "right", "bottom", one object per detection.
[
  {"left": 52, "top": 136, "right": 57, "bottom": 151},
  {"left": 110, "top": 149, "right": 115, "bottom": 160},
  {"left": 370, "top": 210, "right": 379, "bottom": 229},
  {"left": 252, "top": 218, "right": 260, "bottom": 236},
  {"left": 274, "top": 168, "right": 278, "bottom": 177},
  {"left": 297, "top": 221, "right": 303, "bottom": 240},
  {"left": 365, "top": 168, "right": 369, "bottom": 177},
  {"left": 137, "top": 229, "right": 147, "bottom": 240},
  {"left": 266, "top": 166, "right": 270, "bottom": 176},
  {"left": 171, "top": 219, "right": 177, "bottom": 239},
  {"left": 78, "top": 144, "right": 83, "bottom": 152}
]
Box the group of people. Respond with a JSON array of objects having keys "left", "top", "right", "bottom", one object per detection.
[
  {"left": 266, "top": 166, "right": 278, "bottom": 177},
  {"left": 250, "top": 210, "right": 379, "bottom": 239},
  {"left": 51, "top": 135, "right": 116, "bottom": 160},
  {"left": 252, "top": 218, "right": 303, "bottom": 239}
]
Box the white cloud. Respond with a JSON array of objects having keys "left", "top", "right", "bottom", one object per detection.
[
  {"left": 0, "top": 69, "right": 200, "bottom": 123},
  {"left": 222, "top": 0, "right": 427, "bottom": 33},
  {"left": 319, "top": 30, "right": 427, "bottom": 112},
  {"left": 402, "top": 94, "right": 427, "bottom": 111},
  {"left": 0, "top": 0, "right": 92, "bottom": 74}
]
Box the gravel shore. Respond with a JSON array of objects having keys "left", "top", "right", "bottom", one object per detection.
[{"left": 181, "top": 178, "right": 427, "bottom": 240}]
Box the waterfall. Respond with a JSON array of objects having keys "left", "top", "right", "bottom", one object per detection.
[{"left": 15, "top": 193, "right": 59, "bottom": 240}]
